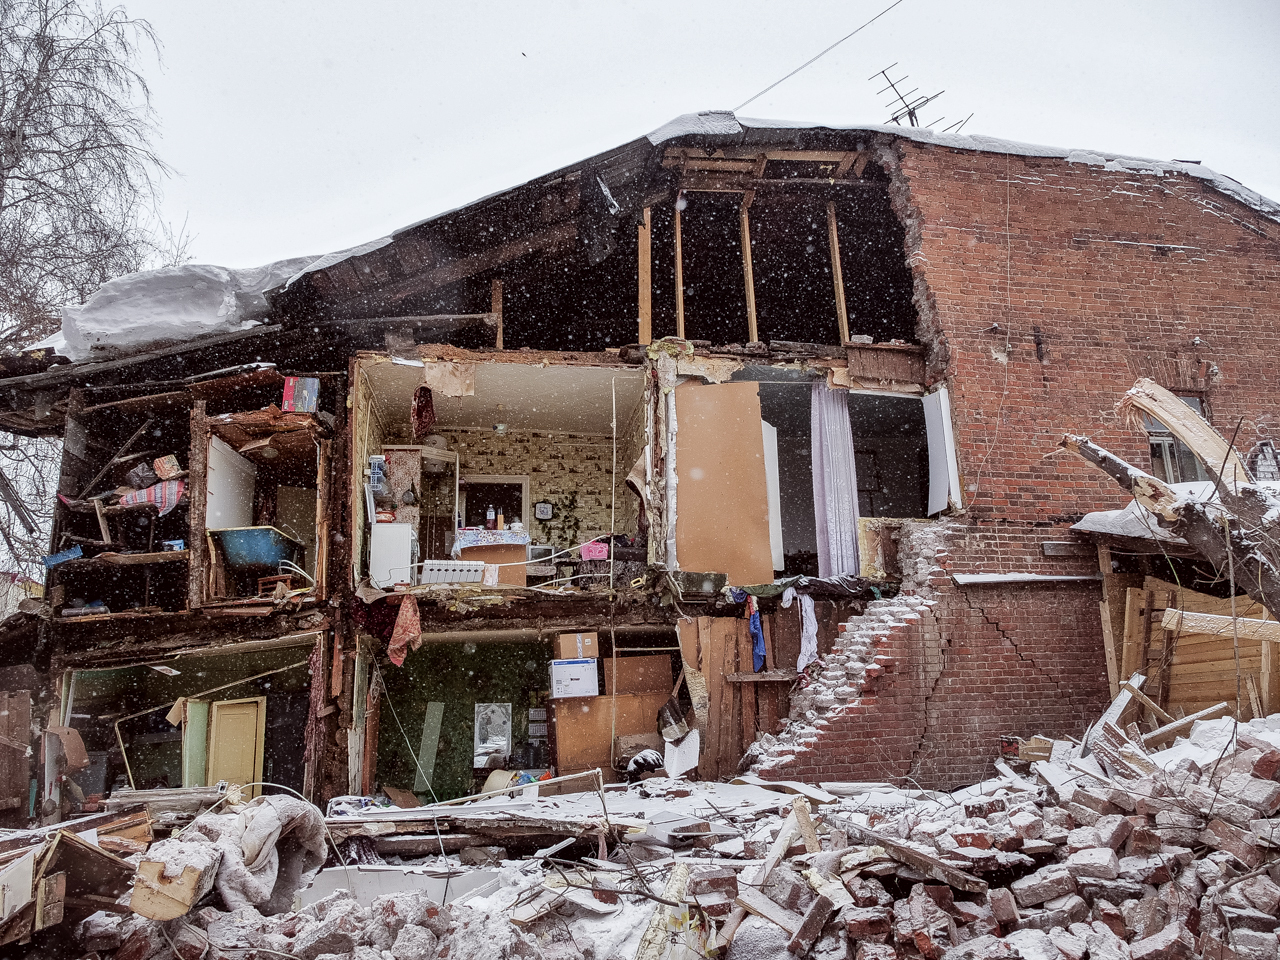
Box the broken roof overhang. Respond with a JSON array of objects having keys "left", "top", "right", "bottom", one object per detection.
[
  {"left": 5, "top": 110, "right": 1279, "bottom": 432},
  {"left": 269, "top": 110, "right": 1280, "bottom": 317}
]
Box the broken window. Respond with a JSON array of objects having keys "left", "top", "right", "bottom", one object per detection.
[
  {"left": 1145, "top": 396, "right": 1211, "bottom": 484},
  {"left": 673, "top": 371, "right": 960, "bottom": 582}
]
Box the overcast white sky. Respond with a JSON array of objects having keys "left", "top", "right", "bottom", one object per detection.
[{"left": 126, "top": 0, "right": 1280, "bottom": 269}]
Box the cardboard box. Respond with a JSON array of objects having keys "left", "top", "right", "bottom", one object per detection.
[
  {"left": 282, "top": 376, "right": 319, "bottom": 413},
  {"left": 557, "top": 631, "right": 599, "bottom": 659},
  {"left": 550, "top": 659, "right": 598, "bottom": 699}
]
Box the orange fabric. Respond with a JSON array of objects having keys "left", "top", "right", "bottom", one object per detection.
[{"left": 388, "top": 594, "right": 420, "bottom": 666}]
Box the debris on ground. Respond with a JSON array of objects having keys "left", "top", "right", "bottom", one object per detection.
[{"left": 8, "top": 675, "right": 1280, "bottom": 959}]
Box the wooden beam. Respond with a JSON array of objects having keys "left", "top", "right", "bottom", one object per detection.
[
  {"left": 740, "top": 200, "right": 758, "bottom": 344},
  {"left": 490, "top": 279, "right": 503, "bottom": 350},
  {"left": 1161, "top": 608, "right": 1280, "bottom": 643},
  {"left": 1264, "top": 636, "right": 1274, "bottom": 716},
  {"left": 638, "top": 207, "right": 652, "bottom": 345},
  {"left": 187, "top": 401, "right": 208, "bottom": 611},
  {"left": 1121, "top": 680, "right": 1174, "bottom": 724},
  {"left": 674, "top": 199, "right": 685, "bottom": 339},
  {"left": 826, "top": 202, "right": 850, "bottom": 344},
  {"left": 1141, "top": 701, "right": 1233, "bottom": 748},
  {"left": 1099, "top": 600, "right": 1119, "bottom": 699}
]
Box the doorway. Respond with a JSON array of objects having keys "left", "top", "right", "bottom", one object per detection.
[{"left": 207, "top": 697, "right": 266, "bottom": 799}]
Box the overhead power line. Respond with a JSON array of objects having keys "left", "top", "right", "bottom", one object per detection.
[{"left": 734, "top": 0, "right": 909, "bottom": 112}]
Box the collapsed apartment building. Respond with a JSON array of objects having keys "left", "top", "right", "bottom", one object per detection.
[{"left": 0, "top": 109, "right": 1277, "bottom": 845}]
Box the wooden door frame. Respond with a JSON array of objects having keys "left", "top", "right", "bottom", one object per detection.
[{"left": 207, "top": 696, "right": 267, "bottom": 799}]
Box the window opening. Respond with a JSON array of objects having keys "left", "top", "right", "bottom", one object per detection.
[{"left": 1145, "top": 396, "right": 1211, "bottom": 484}]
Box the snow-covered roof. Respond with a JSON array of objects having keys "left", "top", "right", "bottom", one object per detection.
[
  {"left": 33, "top": 111, "right": 1280, "bottom": 362},
  {"left": 277, "top": 110, "right": 1280, "bottom": 294}
]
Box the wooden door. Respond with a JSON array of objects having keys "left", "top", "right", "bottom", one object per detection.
[{"left": 207, "top": 697, "right": 266, "bottom": 799}]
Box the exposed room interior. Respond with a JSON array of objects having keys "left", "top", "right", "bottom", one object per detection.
[
  {"left": 372, "top": 626, "right": 681, "bottom": 802},
  {"left": 353, "top": 357, "right": 647, "bottom": 589},
  {"left": 673, "top": 367, "right": 958, "bottom": 583},
  {"left": 61, "top": 642, "right": 314, "bottom": 806},
  {"left": 203, "top": 409, "right": 327, "bottom": 601}
]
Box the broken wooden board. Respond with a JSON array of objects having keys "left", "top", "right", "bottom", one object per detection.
[
  {"left": 130, "top": 847, "right": 222, "bottom": 921},
  {"left": 1141, "top": 702, "right": 1234, "bottom": 749},
  {"left": 1162, "top": 609, "right": 1280, "bottom": 643},
  {"left": 735, "top": 885, "right": 803, "bottom": 935}
]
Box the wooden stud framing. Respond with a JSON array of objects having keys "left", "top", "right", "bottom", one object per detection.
[
  {"left": 740, "top": 196, "right": 758, "bottom": 344},
  {"left": 490, "top": 278, "right": 503, "bottom": 350},
  {"left": 187, "top": 400, "right": 208, "bottom": 610},
  {"left": 674, "top": 198, "right": 685, "bottom": 339},
  {"left": 638, "top": 207, "right": 652, "bottom": 345},
  {"left": 826, "top": 201, "right": 850, "bottom": 345}
]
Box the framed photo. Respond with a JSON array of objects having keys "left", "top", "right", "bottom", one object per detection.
[{"left": 534, "top": 501, "right": 554, "bottom": 521}]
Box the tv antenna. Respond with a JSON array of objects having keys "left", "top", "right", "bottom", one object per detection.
[{"left": 871, "top": 64, "right": 968, "bottom": 132}]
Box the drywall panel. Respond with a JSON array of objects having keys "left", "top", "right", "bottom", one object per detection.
[
  {"left": 673, "top": 381, "right": 773, "bottom": 586},
  {"left": 552, "top": 692, "right": 671, "bottom": 772},
  {"left": 206, "top": 435, "right": 255, "bottom": 530}
]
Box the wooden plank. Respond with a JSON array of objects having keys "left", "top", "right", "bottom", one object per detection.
[
  {"left": 738, "top": 621, "right": 756, "bottom": 756},
  {"left": 1099, "top": 601, "right": 1120, "bottom": 698},
  {"left": 1121, "top": 588, "right": 1145, "bottom": 680},
  {"left": 187, "top": 401, "right": 208, "bottom": 610},
  {"left": 1121, "top": 681, "right": 1174, "bottom": 724},
  {"left": 638, "top": 208, "right": 652, "bottom": 346},
  {"left": 674, "top": 201, "right": 685, "bottom": 339},
  {"left": 826, "top": 202, "right": 850, "bottom": 344},
  {"left": 0, "top": 693, "right": 10, "bottom": 810},
  {"left": 740, "top": 201, "right": 758, "bottom": 344},
  {"left": 793, "top": 797, "right": 820, "bottom": 853},
  {"left": 93, "top": 499, "right": 111, "bottom": 543},
  {"left": 491, "top": 278, "right": 503, "bottom": 351},
  {"left": 837, "top": 819, "right": 988, "bottom": 894},
  {"left": 1162, "top": 609, "right": 1280, "bottom": 643},
  {"left": 845, "top": 343, "right": 926, "bottom": 384},
  {"left": 726, "top": 669, "right": 798, "bottom": 683},
  {"left": 1264, "top": 635, "right": 1274, "bottom": 716},
  {"left": 717, "top": 809, "right": 798, "bottom": 949},
  {"left": 1247, "top": 674, "right": 1263, "bottom": 720},
  {"left": 1142, "top": 702, "right": 1234, "bottom": 748},
  {"left": 735, "top": 886, "right": 802, "bottom": 935}
]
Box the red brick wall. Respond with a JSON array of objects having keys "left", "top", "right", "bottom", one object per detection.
[
  {"left": 759, "top": 144, "right": 1280, "bottom": 789},
  {"left": 759, "top": 567, "right": 1110, "bottom": 790},
  {"left": 896, "top": 143, "right": 1280, "bottom": 535}
]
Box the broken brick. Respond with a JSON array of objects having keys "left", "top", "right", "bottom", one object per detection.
[
  {"left": 1011, "top": 865, "right": 1077, "bottom": 908},
  {"left": 1130, "top": 921, "right": 1196, "bottom": 960},
  {"left": 1202, "top": 819, "right": 1264, "bottom": 869},
  {"left": 1065, "top": 847, "right": 1120, "bottom": 880}
]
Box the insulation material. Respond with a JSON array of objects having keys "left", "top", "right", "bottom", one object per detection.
[
  {"left": 672, "top": 381, "right": 773, "bottom": 586},
  {"left": 56, "top": 257, "right": 315, "bottom": 361},
  {"left": 420, "top": 361, "right": 476, "bottom": 398},
  {"left": 196, "top": 794, "right": 327, "bottom": 914},
  {"left": 675, "top": 354, "right": 742, "bottom": 384}
]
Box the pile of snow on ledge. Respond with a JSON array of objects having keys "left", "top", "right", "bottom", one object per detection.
[{"left": 54, "top": 256, "right": 316, "bottom": 361}]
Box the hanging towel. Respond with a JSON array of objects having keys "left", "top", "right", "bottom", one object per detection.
[
  {"left": 388, "top": 594, "right": 420, "bottom": 666},
  {"left": 782, "top": 586, "right": 819, "bottom": 673}
]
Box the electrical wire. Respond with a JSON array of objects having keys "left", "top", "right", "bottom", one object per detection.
[{"left": 734, "top": 0, "right": 909, "bottom": 111}]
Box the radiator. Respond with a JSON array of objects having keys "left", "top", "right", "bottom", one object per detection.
[{"left": 417, "top": 560, "right": 486, "bottom": 584}]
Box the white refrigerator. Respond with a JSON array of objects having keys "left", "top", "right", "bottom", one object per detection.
[{"left": 369, "top": 523, "right": 418, "bottom": 588}]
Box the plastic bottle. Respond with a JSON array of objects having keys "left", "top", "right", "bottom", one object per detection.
[{"left": 486, "top": 505, "right": 496, "bottom": 530}]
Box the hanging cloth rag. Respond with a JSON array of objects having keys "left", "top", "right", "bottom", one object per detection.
[
  {"left": 730, "top": 588, "right": 768, "bottom": 672},
  {"left": 411, "top": 384, "right": 437, "bottom": 441},
  {"left": 810, "top": 382, "right": 860, "bottom": 577},
  {"left": 781, "top": 586, "right": 819, "bottom": 673},
  {"left": 388, "top": 594, "right": 421, "bottom": 666}
]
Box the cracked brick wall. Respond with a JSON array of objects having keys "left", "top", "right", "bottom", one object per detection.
[{"left": 753, "top": 540, "right": 1109, "bottom": 789}]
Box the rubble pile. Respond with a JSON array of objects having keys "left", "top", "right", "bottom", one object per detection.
[{"left": 57, "top": 692, "right": 1280, "bottom": 960}]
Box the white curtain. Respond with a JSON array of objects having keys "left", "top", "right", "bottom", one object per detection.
[{"left": 810, "top": 383, "right": 860, "bottom": 577}]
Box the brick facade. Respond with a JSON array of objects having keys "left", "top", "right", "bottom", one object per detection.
[{"left": 755, "top": 142, "right": 1280, "bottom": 788}]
